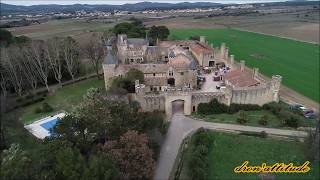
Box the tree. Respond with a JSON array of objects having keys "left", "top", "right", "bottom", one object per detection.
[
  {"left": 0, "top": 29, "right": 13, "bottom": 47},
  {"left": 54, "top": 147, "right": 86, "bottom": 180},
  {"left": 84, "top": 33, "right": 105, "bottom": 79},
  {"left": 237, "top": 110, "right": 248, "bottom": 124},
  {"left": 83, "top": 153, "right": 119, "bottom": 180},
  {"left": 0, "top": 144, "right": 34, "bottom": 180},
  {"left": 26, "top": 40, "right": 51, "bottom": 92},
  {"left": 258, "top": 115, "right": 268, "bottom": 126},
  {"left": 0, "top": 46, "right": 24, "bottom": 96},
  {"left": 45, "top": 37, "right": 64, "bottom": 87},
  {"left": 62, "top": 37, "right": 80, "bottom": 82},
  {"left": 111, "top": 69, "right": 144, "bottom": 93},
  {"left": 100, "top": 130, "right": 155, "bottom": 179},
  {"left": 20, "top": 45, "right": 39, "bottom": 95},
  {"left": 148, "top": 25, "right": 170, "bottom": 40},
  {"left": 112, "top": 21, "right": 146, "bottom": 38}
]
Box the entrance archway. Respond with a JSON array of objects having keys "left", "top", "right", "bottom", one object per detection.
[
  {"left": 165, "top": 95, "right": 192, "bottom": 118},
  {"left": 171, "top": 100, "right": 184, "bottom": 115}
]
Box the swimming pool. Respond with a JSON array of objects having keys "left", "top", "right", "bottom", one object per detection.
[
  {"left": 40, "top": 118, "right": 59, "bottom": 132},
  {"left": 24, "top": 113, "right": 65, "bottom": 139}
]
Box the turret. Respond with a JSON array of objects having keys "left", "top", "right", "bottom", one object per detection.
[
  {"left": 200, "top": 36, "right": 206, "bottom": 44},
  {"left": 240, "top": 60, "right": 245, "bottom": 71},
  {"left": 253, "top": 68, "right": 259, "bottom": 79},
  {"left": 271, "top": 75, "right": 282, "bottom": 102}
]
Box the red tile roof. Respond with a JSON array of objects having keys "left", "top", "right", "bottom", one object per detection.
[
  {"left": 224, "top": 69, "right": 259, "bottom": 87},
  {"left": 191, "top": 43, "right": 213, "bottom": 56}
]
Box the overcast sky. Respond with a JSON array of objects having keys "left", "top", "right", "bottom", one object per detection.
[{"left": 2, "top": 0, "right": 311, "bottom": 6}]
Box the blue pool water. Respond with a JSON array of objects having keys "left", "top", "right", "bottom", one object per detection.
[{"left": 40, "top": 118, "right": 59, "bottom": 133}]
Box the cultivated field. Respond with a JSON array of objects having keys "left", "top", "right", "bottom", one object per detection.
[
  {"left": 146, "top": 10, "right": 319, "bottom": 44},
  {"left": 7, "top": 19, "right": 117, "bottom": 42},
  {"left": 170, "top": 29, "right": 319, "bottom": 102}
]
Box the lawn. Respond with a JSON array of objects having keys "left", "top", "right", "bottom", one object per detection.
[
  {"left": 20, "top": 78, "right": 104, "bottom": 124},
  {"left": 180, "top": 132, "right": 319, "bottom": 180},
  {"left": 192, "top": 110, "right": 316, "bottom": 128},
  {"left": 169, "top": 29, "right": 320, "bottom": 102}
]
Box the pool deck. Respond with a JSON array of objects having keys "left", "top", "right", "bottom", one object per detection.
[{"left": 24, "top": 113, "right": 66, "bottom": 139}]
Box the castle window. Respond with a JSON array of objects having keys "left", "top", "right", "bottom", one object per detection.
[
  {"left": 180, "top": 72, "right": 184, "bottom": 75},
  {"left": 153, "top": 73, "right": 155, "bottom": 76},
  {"left": 159, "top": 87, "right": 162, "bottom": 91}
]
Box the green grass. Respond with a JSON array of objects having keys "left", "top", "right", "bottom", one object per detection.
[
  {"left": 181, "top": 132, "right": 319, "bottom": 180},
  {"left": 192, "top": 110, "right": 316, "bottom": 128},
  {"left": 169, "top": 29, "right": 320, "bottom": 102},
  {"left": 21, "top": 78, "right": 104, "bottom": 124}
]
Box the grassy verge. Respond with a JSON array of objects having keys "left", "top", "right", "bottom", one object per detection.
[
  {"left": 20, "top": 78, "right": 104, "bottom": 124},
  {"left": 180, "top": 131, "right": 319, "bottom": 180},
  {"left": 192, "top": 110, "right": 316, "bottom": 129},
  {"left": 169, "top": 29, "right": 319, "bottom": 102}
]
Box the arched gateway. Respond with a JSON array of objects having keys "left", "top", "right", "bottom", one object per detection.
[{"left": 165, "top": 93, "right": 192, "bottom": 118}]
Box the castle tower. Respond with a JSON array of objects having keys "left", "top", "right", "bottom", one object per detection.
[
  {"left": 230, "top": 55, "right": 235, "bottom": 66},
  {"left": 271, "top": 75, "right": 282, "bottom": 102},
  {"left": 253, "top": 68, "right": 259, "bottom": 79},
  {"left": 240, "top": 60, "right": 245, "bottom": 71},
  {"left": 220, "top": 43, "right": 226, "bottom": 60}
]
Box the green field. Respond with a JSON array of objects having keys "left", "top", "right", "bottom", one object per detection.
[
  {"left": 169, "top": 29, "right": 320, "bottom": 102},
  {"left": 21, "top": 78, "right": 104, "bottom": 124},
  {"left": 180, "top": 132, "right": 319, "bottom": 180}
]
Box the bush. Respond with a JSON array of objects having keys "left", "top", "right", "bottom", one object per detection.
[
  {"left": 262, "top": 102, "right": 282, "bottom": 115},
  {"left": 228, "top": 103, "right": 261, "bottom": 114},
  {"left": 260, "top": 131, "right": 268, "bottom": 138},
  {"left": 187, "top": 130, "right": 212, "bottom": 180},
  {"left": 282, "top": 115, "right": 299, "bottom": 128},
  {"left": 41, "top": 103, "right": 53, "bottom": 113},
  {"left": 197, "top": 99, "right": 229, "bottom": 115},
  {"left": 237, "top": 111, "right": 248, "bottom": 124},
  {"left": 258, "top": 115, "right": 268, "bottom": 126},
  {"left": 34, "top": 107, "right": 42, "bottom": 114}
]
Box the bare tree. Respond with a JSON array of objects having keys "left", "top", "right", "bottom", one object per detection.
[
  {"left": 84, "top": 33, "right": 105, "bottom": 79},
  {"left": 45, "top": 37, "right": 63, "bottom": 87},
  {"left": 62, "top": 37, "right": 79, "bottom": 82},
  {"left": 0, "top": 47, "right": 24, "bottom": 96},
  {"left": 24, "top": 41, "right": 50, "bottom": 92},
  {"left": 20, "top": 46, "right": 39, "bottom": 95},
  {"left": 0, "top": 61, "right": 9, "bottom": 98}
]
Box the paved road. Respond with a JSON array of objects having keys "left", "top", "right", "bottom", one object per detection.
[{"left": 153, "top": 113, "right": 308, "bottom": 180}]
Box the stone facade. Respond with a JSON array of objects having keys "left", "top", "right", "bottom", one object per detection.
[{"left": 103, "top": 35, "right": 282, "bottom": 118}]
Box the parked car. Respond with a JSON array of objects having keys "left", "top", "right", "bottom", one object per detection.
[
  {"left": 305, "top": 112, "right": 319, "bottom": 119},
  {"left": 304, "top": 109, "right": 314, "bottom": 115},
  {"left": 289, "top": 104, "right": 303, "bottom": 110}
]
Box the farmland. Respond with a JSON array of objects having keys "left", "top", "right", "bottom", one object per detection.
[
  {"left": 170, "top": 29, "right": 320, "bottom": 102},
  {"left": 7, "top": 19, "right": 118, "bottom": 41}
]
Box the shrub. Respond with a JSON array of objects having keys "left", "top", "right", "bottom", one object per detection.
[
  {"left": 237, "top": 111, "right": 248, "bottom": 124},
  {"left": 258, "top": 115, "right": 268, "bottom": 126},
  {"left": 34, "top": 107, "right": 42, "bottom": 114},
  {"left": 41, "top": 103, "right": 53, "bottom": 113},
  {"left": 262, "top": 102, "right": 282, "bottom": 115},
  {"left": 260, "top": 131, "right": 268, "bottom": 138},
  {"left": 228, "top": 103, "right": 261, "bottom": 113},
  {"left": 283, "top": 115, "right": 299, "bottom": 128}
]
